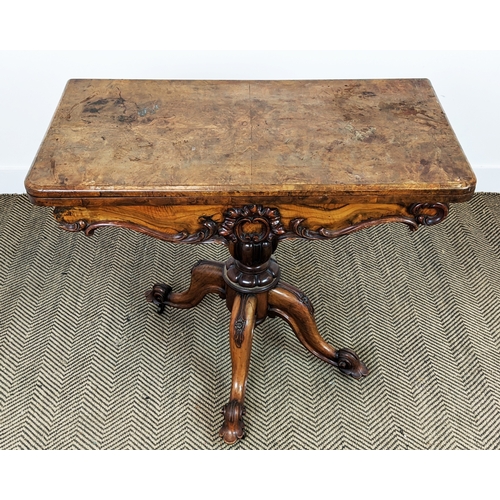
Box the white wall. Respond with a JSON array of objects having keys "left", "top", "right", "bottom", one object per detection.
[{"left": 1, "top": 50, "right": 499, "bottom": 193}]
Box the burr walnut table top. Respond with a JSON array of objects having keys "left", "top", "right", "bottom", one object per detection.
[
  {"left": 25, "top": 79, "right": 475, "bottom": 207},
  {"left": 24, "top": 78, "right": 477, "bottom": 444}
]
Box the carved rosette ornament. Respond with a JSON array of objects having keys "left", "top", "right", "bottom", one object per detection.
[
  {"left": 219, "top": 205, "right": 286, "bottom": 292},
  {"left": 219, "top": 205, "right": 286, "bottom": 256}
]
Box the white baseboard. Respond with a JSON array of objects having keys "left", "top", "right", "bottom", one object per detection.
[
  {"left": 473, "top": 166, "right": 500, "bottom": 193},
  {"left": 1, "top": 167, "right": 29, "bottom": 194},
  {"left": 2, "top": 166, "right": 500, "bottom": 194}
]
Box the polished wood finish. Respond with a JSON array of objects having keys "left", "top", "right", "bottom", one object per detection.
[
  {"left": 221, "top": 293, "right": 257, "bottom": 444},
  {"left": 144, "top": 248, "right": 368, "bottom": 442},
  {"left": 145, "top": 260, "right": 226, "bottom": 313},
  {"left": 53, "top": 201, "right": 450, "bottom": 244},
  {"left": 26, "top": 79, "right": 475, "bottom": 207},
  {"left": 268, "top": 282, "right": 368, "bottom": 378},
  {"left": 144, "top": 204, "right": 371, "bottom": 441},
  {"left": 25, "top": 78, "right": 476, "bottom": 445}
]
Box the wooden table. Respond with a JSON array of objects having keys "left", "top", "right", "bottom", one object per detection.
[{"left": 25, "top": 79, "right": 476, "bottom": 444}]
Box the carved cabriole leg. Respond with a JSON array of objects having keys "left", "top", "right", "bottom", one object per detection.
[
  {"left": 219, "top": 293, "right": 257, "bottom": 444},
  {"left": 224, "top": 287, "right": 269, "bottom": 325},
  {"left": 268, "top": 282, "right": 368, "bottom": 379},
  {"left": 145, "top": 260, "right": 226, "bottom": 313}
]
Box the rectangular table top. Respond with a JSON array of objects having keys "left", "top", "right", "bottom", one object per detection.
[{"left": 25, "top": 79, "right": 476, "bottom": 206}]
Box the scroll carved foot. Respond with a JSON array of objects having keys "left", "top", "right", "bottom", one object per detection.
[
  {"left": 335, "top": 348, "right": 369, "bottom": 379},
  {"left": 219, "top": 400, "right": 246, "bottom": 444},
  {"left": 145, "top": 283, "right": 172, "bottom": 314},
  {"left": 268, "top": 282, "right": 368, "bottom": 379}
]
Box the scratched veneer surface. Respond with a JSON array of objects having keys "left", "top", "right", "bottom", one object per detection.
[{"left": 26, "top": 79, "right": 475, "bottom": 204}]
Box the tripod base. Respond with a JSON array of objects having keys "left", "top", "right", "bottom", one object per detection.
[{"left": 145, "top": 259, "right": 368, "bottom": 445}]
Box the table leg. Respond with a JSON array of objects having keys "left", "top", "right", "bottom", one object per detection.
[
  {"left": 219, "top": 293, "right": 257, "bottom": 444},
  {"left": 268, "top": 282, "right": 368, "bottom": 379},
  {"left": 145, "top": 260, "right": 226, "bottom": 313}
]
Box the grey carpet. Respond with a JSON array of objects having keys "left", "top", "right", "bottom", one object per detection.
[{"left": 0, "top": 193, "right": 499, "bottom": 450}]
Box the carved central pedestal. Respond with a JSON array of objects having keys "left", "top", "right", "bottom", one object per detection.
[{"left": 145, "top": 204, "right": 371, "bottom": 444}]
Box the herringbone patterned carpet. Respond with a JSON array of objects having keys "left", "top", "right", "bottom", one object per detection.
[{"left": 0, "top": 194, "right": 499, "bottom": 449}]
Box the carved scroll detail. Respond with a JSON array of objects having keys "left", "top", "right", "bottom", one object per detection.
[
  {"left": 410, "top": 202, "right": 449, "bottom": 226},
  {"left": 335, "top": 348, "right": 369, "bottom": 379},
  {"left": 233, "top": 318, "right": 245, "bottom": 348},
  {"left": 60, "top": 220, "right": 88, "bottom": 232},
  {"left": 288, "top": 202, "right": 450, "bottom": 241},
  {"left": 59, "top": 215, "right": 219, "bottom": 243},
  {"left": 145, "top": 283, "right": 173, "bottom": 314},
  {"left": 288, "top": 215, "right": 419, "bottom": 240},
  {"left": 219, "top": 400, "right": 246, "bottom": 444}
]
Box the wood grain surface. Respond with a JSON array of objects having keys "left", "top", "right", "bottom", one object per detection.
[
  {"left": 25, "top": 79, "right": 476, "bottom": 206},
  {"left": 54, "top": 202, "right": 414, "bottom": 236}
]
